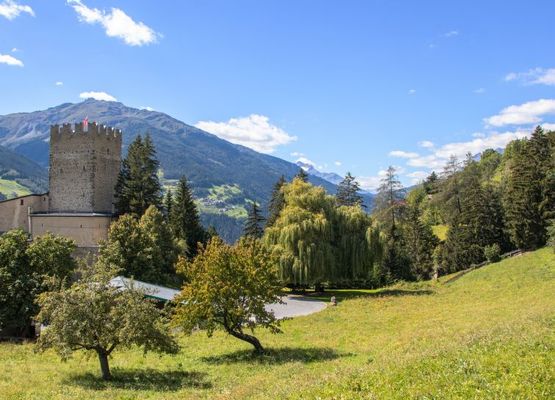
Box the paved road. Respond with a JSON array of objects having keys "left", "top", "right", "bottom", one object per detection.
[{"left": 265, "top": 296, "right": 327, "bottom": 319}]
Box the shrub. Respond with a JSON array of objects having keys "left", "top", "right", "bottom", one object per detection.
[{"left": 484, "top": 243, "right": 501, "bottom": 263}]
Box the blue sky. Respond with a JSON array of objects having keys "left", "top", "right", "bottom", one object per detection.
[{"left": 1, "top": 0, "right": 555, "bottom": 190}]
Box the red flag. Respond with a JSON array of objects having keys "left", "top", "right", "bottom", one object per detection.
[{"left": 83, "top": 116, "right": 89, "bottom": 130}]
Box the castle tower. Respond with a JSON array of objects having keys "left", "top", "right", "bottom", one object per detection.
[{"left": 48, "top": 122, "right": 122, "bottom": 213}]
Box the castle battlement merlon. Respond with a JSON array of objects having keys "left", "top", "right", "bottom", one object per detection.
[{"left": 50, "top": 122, "right": 122, "bottom": 138}]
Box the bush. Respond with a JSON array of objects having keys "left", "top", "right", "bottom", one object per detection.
[{"left": 484, "top": 243, "right": 501, "bottom": 263}]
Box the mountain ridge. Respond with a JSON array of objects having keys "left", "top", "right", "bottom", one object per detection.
[{"left": 0, "top": 99, "right": 373, "bottom": 241}]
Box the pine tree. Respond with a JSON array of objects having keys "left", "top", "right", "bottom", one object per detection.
[
  {"left": 244, "top": 202, "right": 265, "bottom": 238},
  {"left": 114, "top": 134, "right": 162, "bottom": 216},
  {"left": 164, "top": 189, "right": 173, "bottom": 219},
  {"left": 438, "top": 155, "right": 463, "bottom": 223},
  {"left": 403, "top": 205, "right": 439, "bottom": 280},
  {"left": 423, "top": 171, "right": 439, "bottom": 195},
  {"left": 504, "top": 137, "right": 546, "bottom": 249},
  {"left": 295, "top": 168, "right": 309, "bottom": 182},
  {"left": 266, "top": 175, "right": 286, "bottom": 228},
  {"left": 170, "top": 176, "right": 206, "bottom": 257},
  {"left": 374, "top": 166, "right": 404, "bottom": 229},
  {"left": 336, "top": 172, "right": 364, "bottom": 207}
]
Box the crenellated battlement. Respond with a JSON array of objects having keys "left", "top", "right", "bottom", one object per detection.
[{"left": 50, "top": 122, "right": 122, "bottom": 139}]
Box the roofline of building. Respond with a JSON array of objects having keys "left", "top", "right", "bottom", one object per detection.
[
  {"left": 30, "top": 212, "right": 114, "bottom": 217},
  {"left": 0, "top": 192, "right": 48, "bottom": 204}
]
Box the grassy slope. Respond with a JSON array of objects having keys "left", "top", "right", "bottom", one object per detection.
[
  {"left": 1, "top": 249, "right": 554, "bottom": 399},
  {"left": 0, "top": 178, "right": 32, "bottom": 198}
]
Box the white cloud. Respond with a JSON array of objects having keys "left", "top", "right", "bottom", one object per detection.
[
  {"left": 290, "top": 151, "right": 304, "bottom": 157},
  {"left": 418, "top": 140, "right": 434, "bottom": 149},
  {"left": 505, "top": 67, "right": 555, "bottom": 86},
  {"left": 0, "top": 0, "right": 33, "bottom": 20},
  {"left": 334, "top": 161, "right": 342, "bottom": 166},
  {"left": 195, "top": 114, "right": 297, "bottom": 154},
  {"left": 444, "top": 30, "right": 459, "bottom": 37},
  {"left": 296, "top": 157, "right": 316, "bottom": 169},
  {"left": 141, "top": 106, "right": 154, "bottom": 111},
  {"left": 55, "top": 81, "right": 63, "bottom": 86},
  {"left": 541, "top": 123, "right": 555, "bottom": 131},
  {"left": 474, "top": 88, "right": 485, "bottom": 94},
  {"left": 0, "top": 53, "right": 23, "bottom": 67},
  {"left": 484, "top": 99, "right": 555, "bottom": 127},
  {"left": 359, "top": 170, "right": 389, "bottom": 191},
  {"left": 11, "top": 47, "right": 18, "bottom": 52},
  {"left": 406, "top": 171, "right": 429, "bottom": 184},
  {"left": 389, "top": 150, "right": 419, "bottom": 159},
  {"left": 67, "top": 0, "right": 159, "bottom": 46},
  {"left": 408, "top": 89, "right": 416, "bottom": 95},
  {"left": 79, "top": 91, "right": 117, "bottom": 101}
]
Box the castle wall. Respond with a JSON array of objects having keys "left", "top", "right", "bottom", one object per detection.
[
  {"left": 0, "top": 194, "right": 48, "bottom": 234},
  {"left": 49, "top": 123, "right": 122, "bottom": 213},
  {"left": 30, "top": 214, "right": 112, "bottom": 248}
]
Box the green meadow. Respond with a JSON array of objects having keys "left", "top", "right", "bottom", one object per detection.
[{"left": 1, "top": 248, "right": 553, "bottom": 399}]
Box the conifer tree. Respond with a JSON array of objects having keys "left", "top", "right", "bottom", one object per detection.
[
  {"left": 114, "top": 134, "right": 162, "bottom": 216},
  {"left": 423, "top": 171, "right": 439, "bottom": 195},
  {"left": 164, "top": 189, "right": 173, "bottom": 219},
  {"left": 403, "top": 205, "right": 439, "bottom": 280},
  {"left": 244, "top": 202, "right": 265, "bottom": 239},
  {"left": 438, "top": 155, "right": 463, "bottom": 223},
  {"left": 295, "top": 168, "right": 309, "bottom": 182},
  {"left": 266, "top": 175, "right": 286, "bottom": 228},
  {"left": 374, "top": 166, "right": 404, "bottom": 229},
  {"left": 503, "top": 137, "right": 546, "bottom": 249},
  {"left": 336, "top": 172, "right": 364, "bottom": 207},
  {"left": 170, "top": 176, "right": 206, "bottom": 257}
]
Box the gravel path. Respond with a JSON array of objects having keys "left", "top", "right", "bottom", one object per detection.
[{"left": 265, "top": 295, "right": 327, "bottom": 319}]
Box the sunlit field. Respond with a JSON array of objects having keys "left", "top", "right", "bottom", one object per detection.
[{"left": 1, "top": 248, "right": 553, "bottom": 399}]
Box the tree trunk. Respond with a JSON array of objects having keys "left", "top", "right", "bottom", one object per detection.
[
  {"left": 97, "top": 350, "right": 111, "bottom": 380},
  {"left": 228, "top": 329, "right": 264, "bottom": 354}
]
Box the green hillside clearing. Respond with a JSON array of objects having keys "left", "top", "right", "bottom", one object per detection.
[
  {"left": 1, "top": 248, "right": 553, "bottom": 399},
  {"left": 0, "top": 178, "right": 32, "bottom": 199}
]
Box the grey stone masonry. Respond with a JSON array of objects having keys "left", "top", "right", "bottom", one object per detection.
[{"left": 48, "top": 122, "right": 122, "bottom": 213}]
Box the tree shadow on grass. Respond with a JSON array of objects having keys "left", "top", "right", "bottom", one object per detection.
[
  {"left": 305, "top": 288, "right": 434, "bottom": 302},
  {"left": 202, "top": 346, "right": 346, "bottom": 365},
  {"left": 63, "top": 368, "right": 211, "bottom": 391}
]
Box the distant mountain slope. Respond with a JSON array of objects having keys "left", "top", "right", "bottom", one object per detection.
[
  {"left": 0, "top": 145, "right": 47, "bottom": 198},
  {"left": 0, "top": 100, "right": 372, "bottom": 241}
]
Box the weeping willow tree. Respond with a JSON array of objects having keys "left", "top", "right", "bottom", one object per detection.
[
  {"left": 264, "top": 178, "right": 335, "bottom": 286},
  {"left": 264, "top": 178, "right": 383, "bottom": 287},
  {"left": 332, "top": 206, "right": 382, "bottom": 284}
]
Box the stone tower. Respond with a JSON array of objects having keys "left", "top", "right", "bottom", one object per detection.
[{"left": 48, "top": 122, "right": 122, "bottom": 214}]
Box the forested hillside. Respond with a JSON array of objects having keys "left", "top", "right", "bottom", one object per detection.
[{"left": 0, "top": 145, "right": 47, "bottom": 199}]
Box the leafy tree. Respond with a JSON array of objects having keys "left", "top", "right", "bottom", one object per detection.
[
  {"left": 336, "top": 172, "right": 364, "bottom": 207},
  {"left": 265, "top": 178, "right": 382, "bottom": 287},
  {"left": 0, "top": 230, "right": 76, "bottom": 337},
  {"left": 295, "top": 168, "right": 309, "bottom": 182},
  {"left": 244, "top": 202, "right": 265, "bottom": 238},
  {"left": 547, "top": 220, "right": 555, "bottom": 252},
  {"left": 264, "top": 178, "right": 335, "bottom": 286},
  {"left": 27, "top": 233, "right": 77, "bottom": 281},
  {"left": 36, "top": 261, "right": 178, "bottom": 380},
  {"left": 0, "top": 192, "right": 6, "bottom": 201},
  {"left": 266, "top": 175, "right": 286, "bottom": 228},
  {"left": 173, "top": 237, "right": 282, "bottom": 353},
  {"left": 170, "top": 176, "right": 206, "bottom": 257},
  {"left": 402, "top": 205, "right": 439, "bottom": 280},
  {"left": 0, "top": 229, "right": 36, "bottom": 337},
  {"left": 98, "top": 206, "right": 178, "bottom": 285},
  {"left": 114, "top": 134, "right": 162, "bottom": 216}
]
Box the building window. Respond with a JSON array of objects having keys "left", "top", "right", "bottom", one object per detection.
[{"left": 20, "top": 199, "right": 24, "bottom": 205}]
